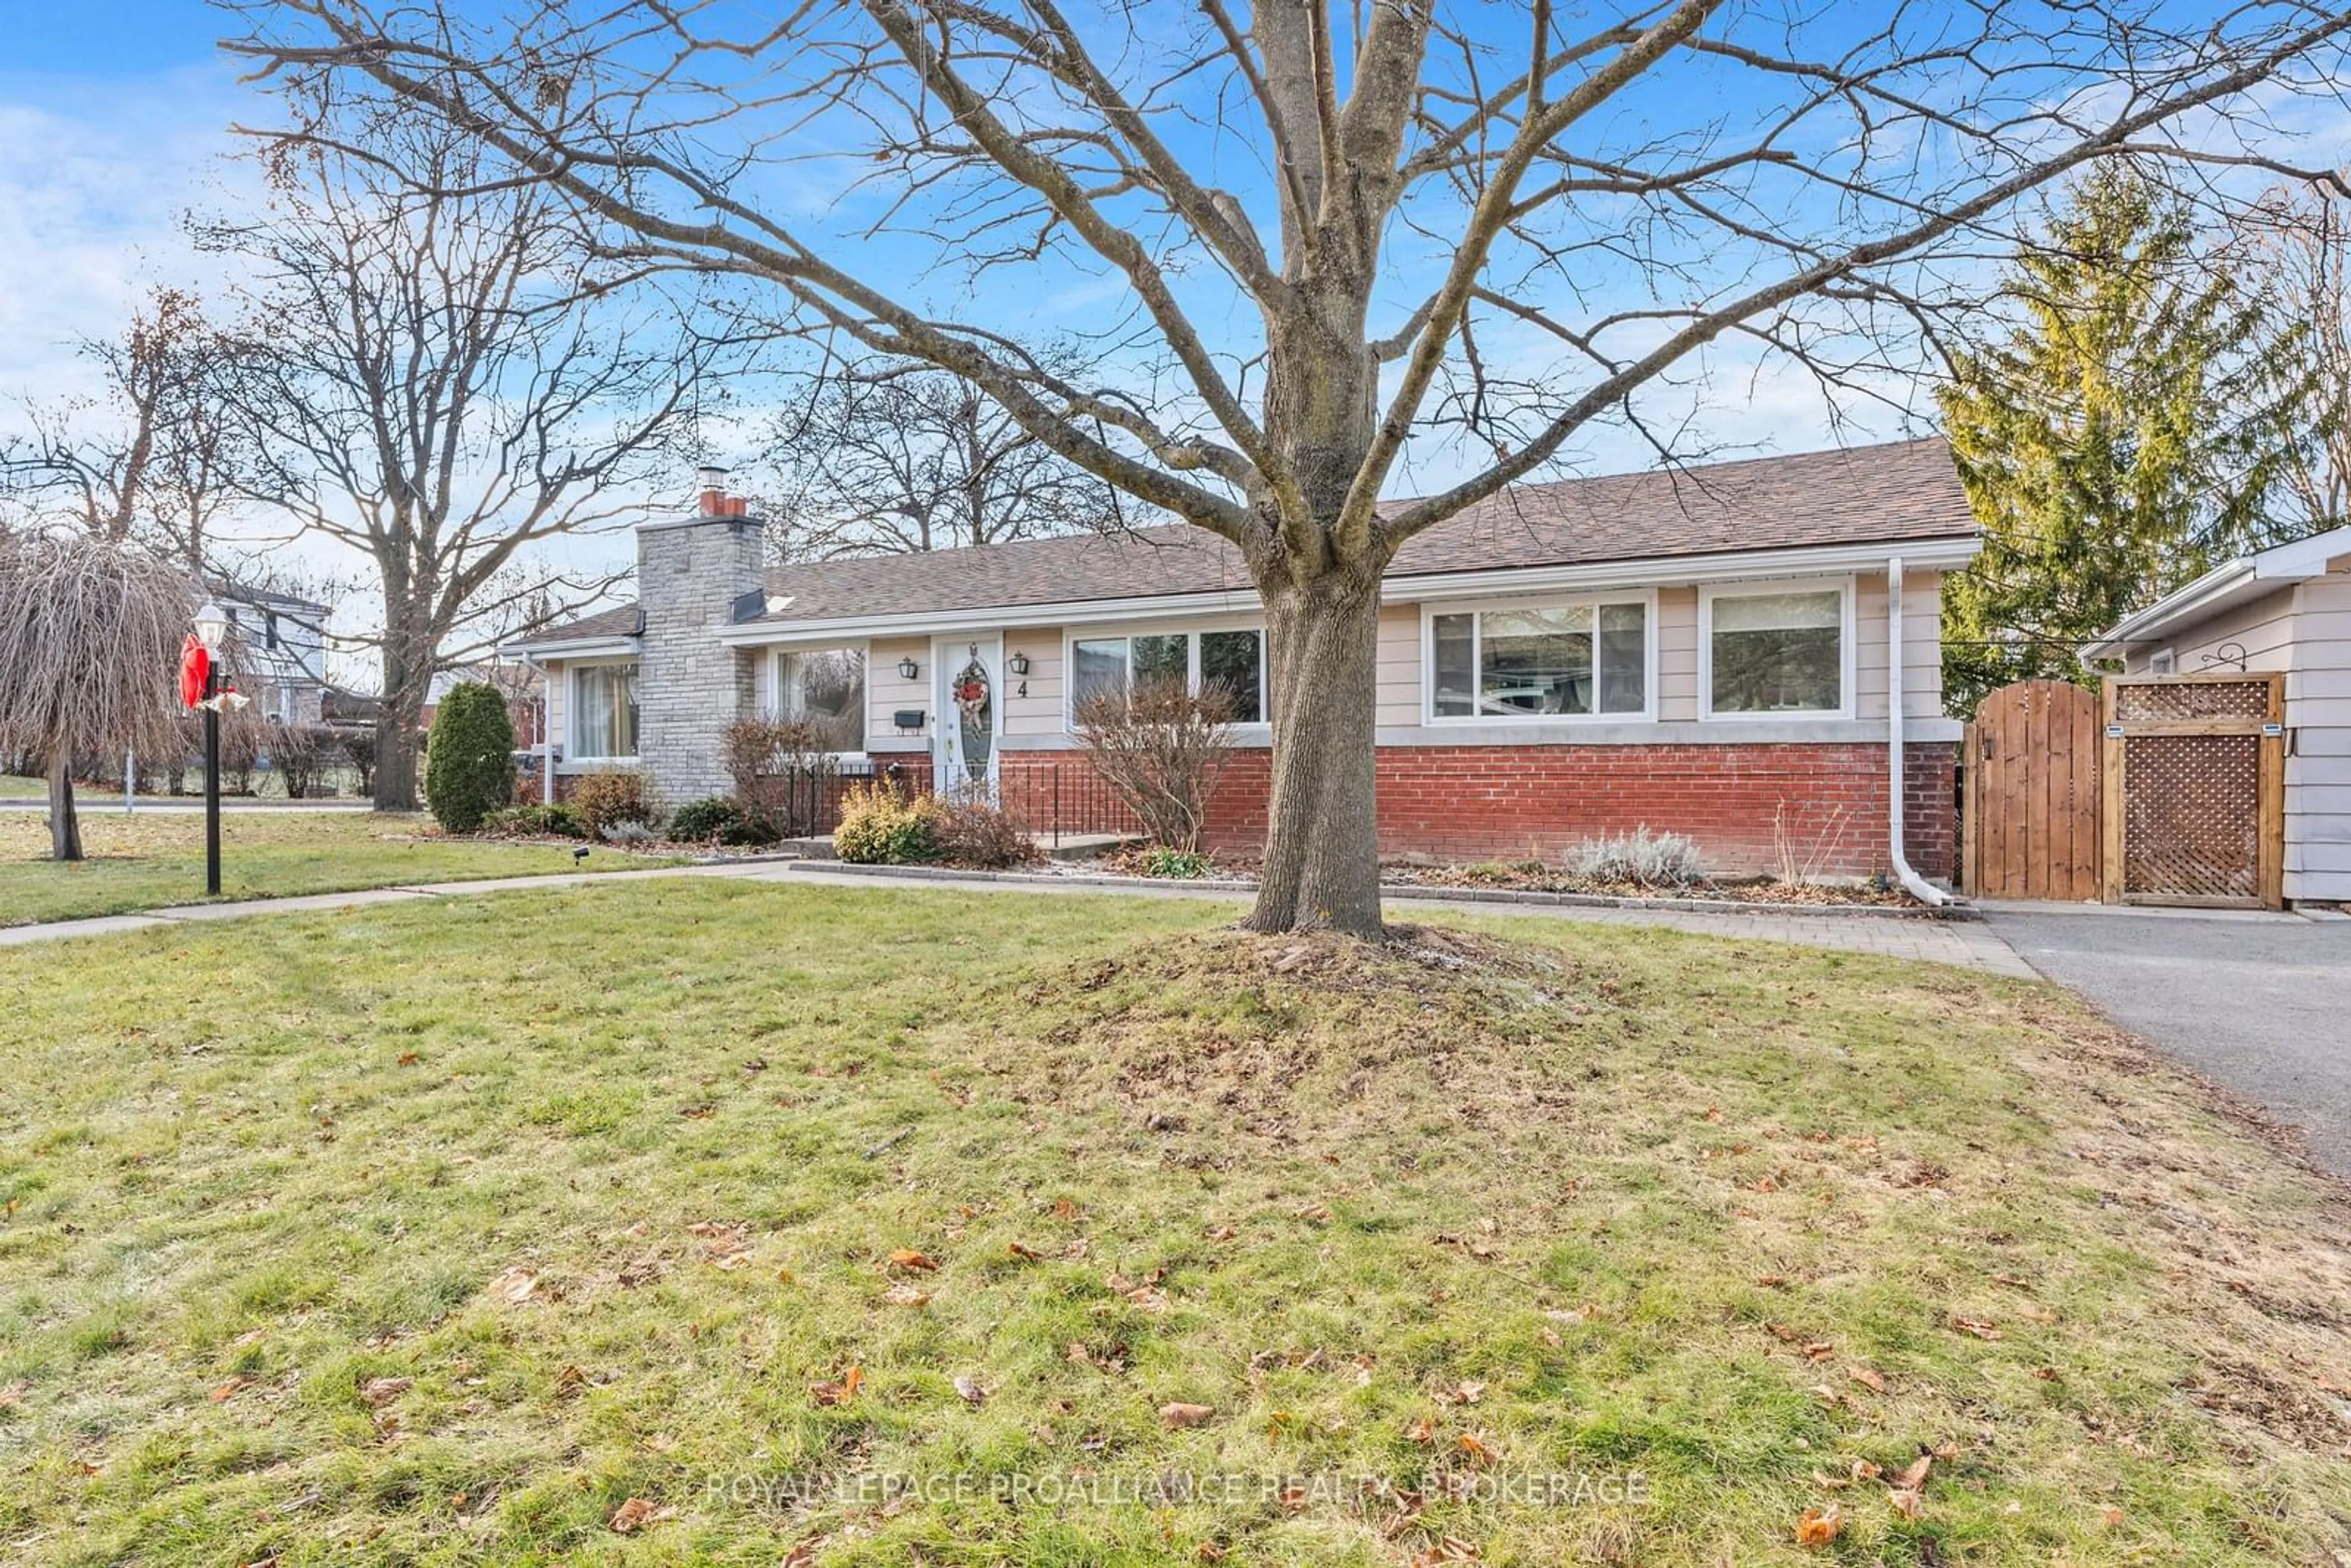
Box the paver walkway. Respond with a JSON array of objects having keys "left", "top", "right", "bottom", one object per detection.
[{"left": 0, "top": 858, "right": 2030, "bottom": 975}]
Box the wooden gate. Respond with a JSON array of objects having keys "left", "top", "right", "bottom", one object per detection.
[
  {"left": 1963, "top": 680, "right": 2104, "bottom": 901},
  {"left": 2102, "top": 673, "right": 2285, "bottom": 909}
]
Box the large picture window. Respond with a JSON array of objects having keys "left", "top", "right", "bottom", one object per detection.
[
  {"left": 1068, "top": 628, "right": 1265, "bottom": 724},
  {"left": 774, "top": 646, "right": 868, "bottom": 751},
  {"left": 570, "top": 662, "right": 639, "bottom": 760},
  {"left": 1428, "top": 599, "right": 1648, "bottom": 720},
  {"left": 1704, "top": 585, "right": 1847, "bottom": 716}
]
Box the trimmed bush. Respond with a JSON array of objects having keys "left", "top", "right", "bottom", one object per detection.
[
  {"left": 669, "top": 796, "right": 782, "bottom": 847},
  {"left": 571, "top": 770, "right": 658, "bottom": 838},
  {"left": 424, "top": 682, "right": 518, "bottom": 833},
  {"left": 832, "top": 778, "right": 942, "bottom": 865},
  {"left": 482, "top": 803, "right": 587, "bottom": 839}
]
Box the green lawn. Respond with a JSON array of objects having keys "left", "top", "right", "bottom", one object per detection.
[
  {"left": 0, "top": 774, "right": 46, "bottom": 797},
  {"left": 0, "top": 809, "right": 680, "bottom": 925},
  {"left": 2, "top": 880, "right": 2347, "bottom": 1566}
]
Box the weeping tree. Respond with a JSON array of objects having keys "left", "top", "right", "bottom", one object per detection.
[
  {"left": 0, "top": 534, "right": 198, "bottom": 860},
  {"left": 236, "top": 0, "right": 2351, "bottom": 934}
]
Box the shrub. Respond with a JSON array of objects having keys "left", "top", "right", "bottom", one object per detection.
[
  {"left": 1071, "top": 675, "right": 1236, "bottom": 852},
  {"left": 570, "top": 770, "right": 658, "bottom": 838},
  {"left": 598, "top": 820, "right": 659, "bottom": 846},
  {"left": 424, "top": 682, "right": 517, "bottom": 832},
  {"left": 832, "top": 778, "right": 941, "bottom": 865},
  {"left": 724, "top": 717, "right": 838, "bottom": 837},
  {"left": 1565, "top": 827, "right": 1705, "bottom": 889},
  {"left": 668, "top": 796, "right": 782, "bottom": 847},
  {"left": 1139, "top": 846, "right": 1210, "bottom": 879},
  {"left": 269, "top": 722, "right": 340, "bottom": 798},
  {"left": 483, "top": 803, "right": 586, "bottom": 839},
  {"left": 934, "top": 797, "right": 1040, "bottom": 869}
]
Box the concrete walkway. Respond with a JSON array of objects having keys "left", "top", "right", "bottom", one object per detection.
[{"left": 0, "top": 858, "right": 2033, "bottom": 975}]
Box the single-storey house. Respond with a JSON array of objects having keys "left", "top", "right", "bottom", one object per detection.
[
  {"left": 504, "top": 438, "right": 1981, "bottom": 883},
  {"left": 2082, "top": 525, "right": 2351, "bottom": 904}
]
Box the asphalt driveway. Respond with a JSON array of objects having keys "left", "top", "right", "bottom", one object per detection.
[{"left": 1985, "top": 907, "right": 2351, "bottom": 1178}]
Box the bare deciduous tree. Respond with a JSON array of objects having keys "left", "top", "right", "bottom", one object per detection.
[
  {"left": 0, "top": 534, "right": 200, "bottom": 860},
  {"left": 762, "top": 356, "right": 1126, "bottom": 560},
  {"left": 2243, "top": 184, "right": 2351, "bottom": 530},
  {"left": 234, "top": 1, "right": 2351, "bottom": 931},
  {"left": 208, "top": 120, "right": 708, "bottom": 810},
  {"left": 3, "top": 287, "right": 260, "bottom": 571}
]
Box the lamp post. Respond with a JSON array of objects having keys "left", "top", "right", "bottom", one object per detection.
[{"left": 192, "top": 601, "right": 229, "bottom": 896}]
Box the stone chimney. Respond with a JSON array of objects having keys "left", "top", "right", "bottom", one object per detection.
[{"left": 634, "top": 468, "right": 765, "bottom": 804}]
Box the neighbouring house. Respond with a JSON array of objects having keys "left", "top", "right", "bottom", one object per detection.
[
  {"left": 424, "top": 659, "right": 547, "bottom": 749},
  {"left": 2082, "top": 525, "right": 2351, "bottom": 904},
  {"left": 213, "top": 582, "right": 333, "bottom": 726},
  {"left": 503, "top": 440, "right": 1981, "bottom": 881}
]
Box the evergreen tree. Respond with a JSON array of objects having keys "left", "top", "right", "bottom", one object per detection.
[
  {"left": 423, "top": 681, "right": 517, "bottom": 833},
  {"left": 1940, "top": 165, "right": 2317, "bottom": 716}
]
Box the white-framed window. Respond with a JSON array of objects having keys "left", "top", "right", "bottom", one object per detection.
[
  {"left": 769, "top": 643, "right": 868, "bottom": 753},
  {"left": 2149, "top": 647, "right": 2177, "bottom": 675},
  {"left": 568, "top": 661, "right": 640, "bottom": 760},
  {"left": 1422, "top": 593, "right": 1654, "bottom": 722},
  {"left": 1066, "top": 625, "right": 1267, "bottom": 726},
  {"left": 1699, "top": 579, "right": 1853, "bottom": 719}
]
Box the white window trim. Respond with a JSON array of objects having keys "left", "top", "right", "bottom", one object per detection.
[
  {"left": 2149, "top": 646, "right": 2177, "bottom": 676},
  {"left": 765, "top": 638, "right": 874, "bottom": 760},
  {"left": 1418, "top": 588, "right": 1659, "bottom": 726},
  {"left": 566, "top": 657, "right": 642, "bottom": 763},
  {"left": 1697, "top": 576, "right": 1857, "bottom": 722},
  {"left": 1062, "top": 617, "right": 1273, "bottom": 731}
]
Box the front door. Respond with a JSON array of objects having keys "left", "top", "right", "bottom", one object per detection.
[{"left": 935, "top": 636, "right": 1002, "bottom": 798}]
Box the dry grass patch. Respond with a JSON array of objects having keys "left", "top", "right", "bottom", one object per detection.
[{"left": 0, "top": 881, "right": 2345, "bottom": 1567}]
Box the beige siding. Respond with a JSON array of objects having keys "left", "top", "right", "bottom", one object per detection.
[
  {"left": 2287, "top": 570, "right": 2351, "bottom": 897},
  {"left": 866, "top": 636, "right": 928, "bottom": 743},
  {"left": 2120, "top": 584, "right": 2299, "bottom": 677},
  {"left": 1376, "top": 605, "right": 1421, "bottom": 726},
  {"left": 1656, "top": 587, "right": 1699, "bottom": 720},
  {"left": 1003, "top": 628, "right": 1063, "bottom": 737},
  {"left": 1852, "top": 571, "right": 1943, "bottom": 721}
]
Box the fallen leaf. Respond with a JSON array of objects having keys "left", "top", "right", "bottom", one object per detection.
[
  {"left": 607, "top": 1497, "right": 673, "bottom": 1534},
  {"left": 1848, "top": 1367, "right": 1887, "bottom": 1394},
  {"left": 1404, "top": 1416, "right": 1438, "bottom": 1444},
  {"left": 953, "top": 1375, "right": 987, "bottom": 1407},
  {"left": 1894, "top": 1453, "right": 1933, "bottom": 1489},
  {"left": 1888, "top": 1485, "right": 1923, "bottom": 1521},
  {"left": 1195, "top": 1543, "right": 1226, "bottom": 1562},
  {"left": 1202, "top": 1224, "right": 1238, "bottom": 1243},
  {"left": 359, "top": 1376, "right": 413, "bottom": 1407},
  {"left": 1794, "top": 1504, "right": 1844, "bottom": 1547},
  {"left": 811, "top": 1365, "right": 863, "bottom": 1407},
  {"left": 883, "top": 1285, "right": 933, "bottom": 1308},
  {"left": 1294, "top": 1202, "right": 1332, "bottom": 1225},
  {"left": 209, "top": 1376, "right": 250, "bottom": 1403},
  {"left": 396, "top": 1052, "right": 420, "bottom": 1067},
  {"left": 1160, "top": 1401, "right": 1215, "bottom": 1430},
  {"left": 1007, "top": 1240, "right": 1043, "bottom": 1261},
  {"left": 1949, "top": 1316, "right": 2002, "bottom": 1340},
  {"left": 1052, "top": 1198, "right": 1081, "bottom": 1221},
  {"left": 1801, "top": 1341, "right": 1834, "bottom": 1361},
  {"left": 1850, "top": 1458, "right": 1881, "bottom": 1483},
  {"left": 889, "top": 1248, "right": 940, "bottom": 1272}
]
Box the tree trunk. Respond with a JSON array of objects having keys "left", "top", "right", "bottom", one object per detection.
[
  {"left": 1245, "top": 571, "right": 1385, "bottom": 936},
  {"left": 373, "top": 689, "right": 423, "bottom": 812},
  {"left": 46, "top": 753, "right": 82, "bottom": 862}
]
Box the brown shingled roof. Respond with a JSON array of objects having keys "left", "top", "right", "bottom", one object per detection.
[{"left": 523, "top": 438, "right": 1970, "bottom": 641}]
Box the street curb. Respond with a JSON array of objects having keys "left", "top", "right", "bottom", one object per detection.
[{"left": 786, "top": 861, "right": 1978, "bottom": 920}]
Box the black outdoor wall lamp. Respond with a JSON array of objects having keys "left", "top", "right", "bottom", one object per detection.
[
  {"left": 898, "top": 656, "right": 920, "bottom": 680},
  {"left": 1007, "top": 651, "right": 1031, "bottom": 677}
]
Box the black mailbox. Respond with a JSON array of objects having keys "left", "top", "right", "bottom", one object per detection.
[{"left": 893, "top": 709, "right": 927, "bottom": 731}]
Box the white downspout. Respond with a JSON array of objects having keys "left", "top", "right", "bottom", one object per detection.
[
  {"left": 523, "top": 655, "right": 557, "bottom": 806},
  {"left": 1885, "top": 556, "right": 1949, "bottom": 907}
]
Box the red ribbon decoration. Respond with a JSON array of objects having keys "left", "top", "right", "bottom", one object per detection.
[{"left": 179, "top": 634, "right": 211, "bottom": 711}]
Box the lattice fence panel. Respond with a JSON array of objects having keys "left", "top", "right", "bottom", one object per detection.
[
  {"left": 2114, "top": 679, "right": 2270, "bottom": 723},
  {"left": 2120, "top": 733, "right": 2260, "bottom": 901}
]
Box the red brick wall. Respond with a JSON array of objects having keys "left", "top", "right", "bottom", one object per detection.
[{"left": 998, "top": 740, "right": 1957, "bottom": 883}]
